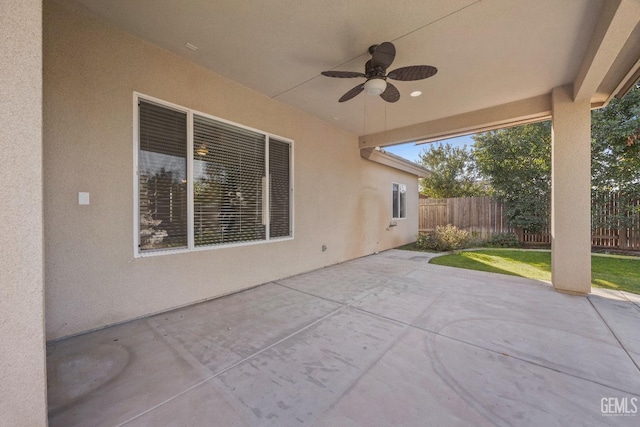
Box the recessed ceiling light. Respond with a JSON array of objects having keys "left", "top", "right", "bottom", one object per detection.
[
  {"left": 185, "top": 42, "right": 198, "bottom": 52},
  {"left": 410, "top": 91, "right": 422, "bottom": 97}
]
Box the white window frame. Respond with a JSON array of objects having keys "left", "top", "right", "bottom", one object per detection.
[
  {"left": 133, "top": 92, "right": 294, "bottom": 257},
  {"left": 392, "top": 182, "right": 407, "bottom": 220}
]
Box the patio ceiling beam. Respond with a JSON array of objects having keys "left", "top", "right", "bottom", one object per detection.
[
  {"left": 573, "top": 0, "right": 640, "bottom": 103},
  {"left": 358, "top": 94, "right": 552, "bottom": 149}
]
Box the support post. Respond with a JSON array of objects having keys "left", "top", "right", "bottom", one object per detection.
[
  {"left": 0, "top": 0, "right": 47, "bottom": 425},
  {"left": 551, "top": 85, "right": 592, "bottom": 295}
]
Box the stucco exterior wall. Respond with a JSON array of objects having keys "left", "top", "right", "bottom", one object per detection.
[
  {"left": 0, "top": 1, "right": 48, "bottom": 425},
  {"left": 44, "top": 1, "right": 418, "bottom": 340}
]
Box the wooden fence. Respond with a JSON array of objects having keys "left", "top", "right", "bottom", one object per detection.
[
  {"left": 419, "top": 195, "right": 640, "bottom": 251},
  {"left": 419, "top": 197, "right": 512, "bottom": 239},
  {"left": 591, "top": 192, "right": 640, "bottom": 250}
]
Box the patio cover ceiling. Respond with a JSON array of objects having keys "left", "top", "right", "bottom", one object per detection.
[{"left": 58, "top": 0, "right": 640, "bottom": 146}]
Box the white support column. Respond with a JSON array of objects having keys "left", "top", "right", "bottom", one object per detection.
[
  {"left": 551, "top": 85, "right": 592, "bottom": 295},
  {"left": 0, "top": 0, "right": 47, "bottom": 425}
]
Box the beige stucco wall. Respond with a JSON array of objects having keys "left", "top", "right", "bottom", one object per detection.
[
  {"left": 0, "top": 1, "right": 48, "bottom": 425},
  {"left": 44, "top": 1, "right": 418, "bottom": 340}
]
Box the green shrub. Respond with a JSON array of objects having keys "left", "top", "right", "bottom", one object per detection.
[
  {"left": 467, "top": 233, "right": 488, "bottom": 248},
  {"left": 436, "top": 224, "right": 470, "bottom": 251},
  {"left": 416, "top": 224, "right": 469, "bottom": 251},
  {"left": 415, "top": 233, "right": 437, "bottom": 250},
  {"left": 488, "top": 232, "right": 522, "bottom": 248}
]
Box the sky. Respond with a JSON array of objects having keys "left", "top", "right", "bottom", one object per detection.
[{"left": 383, "top": 134, "right": 475, "bottom": 163}]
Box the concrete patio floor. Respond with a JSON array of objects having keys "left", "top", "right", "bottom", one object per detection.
[{"left": 47, "top": 250, "right": 640, "bottom": 426}]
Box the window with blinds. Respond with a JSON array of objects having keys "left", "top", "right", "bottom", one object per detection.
[
  {"left": 269, "top": 138, "right": 291, "bottom": 238},
  {"left": 138, "top": 100, "right": 188, "bottom": 251},
  {"left": 193, "top": 115, "right": 265, "bottom": 246},
  {"left": 392, "top": 183, "right": 407, "bottom": 219},
  {"left": 136, "top": 95, "right": 293, "bottom": 255}
]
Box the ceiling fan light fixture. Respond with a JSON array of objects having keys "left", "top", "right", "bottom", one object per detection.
[{"left": 364, "top": 78, "right": 387, "bottom": 96}]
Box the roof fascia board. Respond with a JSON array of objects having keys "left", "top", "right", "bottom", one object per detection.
[
  {"left": 573, "top": 0, "right": 640, "bottom": 102},
  {"left": 360, "top": 147, "right": 430, "bottom": 178},
  {"left": 612, "top": 57, "right": 640, "bottom": 100}
]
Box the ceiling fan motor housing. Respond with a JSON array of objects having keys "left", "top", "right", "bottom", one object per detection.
[{"left": 364, "top": 60, "right": 386, "bottom": 79}]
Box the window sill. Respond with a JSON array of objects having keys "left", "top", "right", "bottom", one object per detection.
[{"left": 135, "top": 236, "right": 294, "bottom": 258}]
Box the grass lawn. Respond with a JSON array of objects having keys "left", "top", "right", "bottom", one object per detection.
[{"left": 429, "top": 249, "right": 640, "bottom": 295}]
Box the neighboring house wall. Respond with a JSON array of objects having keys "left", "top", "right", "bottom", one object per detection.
[{"left": 43, "top": 1, "right": 418, "bottom": 340}]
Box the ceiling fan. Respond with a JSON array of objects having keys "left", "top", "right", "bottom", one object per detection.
[{"left": 321, "top": 42, "right": 437, "bottom": 103}]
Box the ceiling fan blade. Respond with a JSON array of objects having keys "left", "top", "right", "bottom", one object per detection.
[
  {"left": 321, "top": 71, "right": 366, "bottom": 78},
  {"left": 387, "top": 65, "right": 438, "bottom": 81},
  {"left": 380, "top": 82, "right": 400, "bottom": 103},
  {"left": 339, "top": 84, "right": 365, "bottom": 102},
  {"left": 371, "top": 42, "right": 396, "bottom": 70}
]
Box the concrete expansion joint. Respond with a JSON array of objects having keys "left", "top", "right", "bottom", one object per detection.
[
  {"left": 587, "top": 296, "right": 640, "bottom": 375},
  {"left": 273, "top": 280, "right": 389, "bottom": 308},
  {"left": 619, "top": 292, "right": 640, "bottom": 311}
]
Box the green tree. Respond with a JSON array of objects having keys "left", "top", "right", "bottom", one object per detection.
[
  {"left": 472, "top": 84, "right": 640, "bottom": 233},
  {"left": 473, "top": 122, "right": 551, "bottom": 232},
  {"left": 591, "top": 83, "right": 640, "bottom": 228},
  {"left": 418, "top": 143, "right": 490, "bottom": 198}
]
